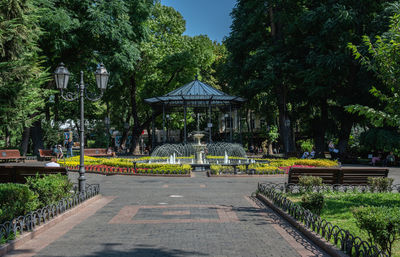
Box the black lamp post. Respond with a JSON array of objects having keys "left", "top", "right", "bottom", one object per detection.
[{"left": 54, "top": 63, "right": 109, "bottom": 192}]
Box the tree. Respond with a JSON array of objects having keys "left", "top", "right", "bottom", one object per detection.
[
  {"left": 348, "top": 8, "right": 400, "bottom": 128},
  {"left": 225, "top": 0, "right": 392, "bottom": 157},
  {"left": 0, "top": 0, "right": 49, "bottom": 149}
]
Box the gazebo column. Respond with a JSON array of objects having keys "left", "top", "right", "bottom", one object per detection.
[
  {"left": 208, "top": 104, "right": 212, "bottom": 143},
  {"left": 152, "top": 110, "right": 155, "bottom": 150},
  {"left": 184, "top": 102, "right": 187, "bottom": 144},
  {"left": 239, "top": 108, "right": 243, "bottom": 144},
  {"left": 162, "top": 104, "right": 166, "bottom": 143},
  {"left": 229, "top": 104, "right": 233, "bottom": 142}
]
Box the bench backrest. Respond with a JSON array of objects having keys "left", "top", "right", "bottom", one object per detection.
[
  {"left": 84, "top": 148, "right": 108, "bottom": 156},
  {"left": 288, "top": 167, "right": 341, "bottom": 184},
  {"left": 39, "top": 149, "right": 53, "bottom": 157},
  {"left": 341, "top": 167, "right": 389, "bottom": 184},
  {"left": 0, "top": 166, "right": 68, "bottom": 183},
  {"left": 288, "top": 167, "right": 389, "bottom": 185},
  {"left": 0, "top": 149, "right": 22, "bottom": 158}
]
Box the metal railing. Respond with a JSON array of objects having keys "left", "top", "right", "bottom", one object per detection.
[
  {"left": 257, "top": 182, "right": 395, "bottom": 257},
  {"left": 0, "top": 183, "right": 100, "bottom": 243}
]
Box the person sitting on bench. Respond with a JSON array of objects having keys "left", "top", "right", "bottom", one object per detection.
[
  {"left": 384, "top": 152, "right": 395, "bottom": 166},
  {"left": 45, "top": 157, "right": 60, "bottom": 167}
]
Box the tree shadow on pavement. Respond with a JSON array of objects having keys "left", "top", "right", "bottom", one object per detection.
[{"left": 82, "top": 243, "right": 209, "bottom": 257}]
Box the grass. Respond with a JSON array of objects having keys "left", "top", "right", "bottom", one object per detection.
[{"left": 287, "top": 192, "right": 400, "bottom": 256}]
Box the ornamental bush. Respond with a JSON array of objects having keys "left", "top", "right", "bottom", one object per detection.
[
  {"left": 298, "top": 176, "right": 323, "bottom": 192},
  {"left": 26, "top": 174, "right": 73, "bottom": 208},
  {"left": 300, "top": 192, "right": 324, "bottom": 215},
  {"left": 0, "top": 183, "right": 39, "bottom": 223},
  {"left": 353, "top": 206, "right": 400, "bottom": 256},
  {"left": 368, "top": 177, "right": 394, "bottom": 192}
]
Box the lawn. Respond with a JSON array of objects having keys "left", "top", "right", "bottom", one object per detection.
[{"left": 287, "top": 192, "right": 400, "bottom": 256}]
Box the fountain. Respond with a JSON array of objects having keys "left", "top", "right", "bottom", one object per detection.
[{"left": 192, "top": 132, "right": 207, "bottom": 164}]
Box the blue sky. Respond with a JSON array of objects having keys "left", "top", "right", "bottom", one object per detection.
[{"left": 161, "top": 0, "right": 237, "bottom": 42}]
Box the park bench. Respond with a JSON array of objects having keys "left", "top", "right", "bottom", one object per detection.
[
  {"left": 38, "top": 149, "right": 54, "bottom": 161},
  {"left": 0, "top": 166, "right": 68, "bottom": 183},
  {"left": 84, "top": 148, "right": 114, "bottom": 157},
  {"left": 288, "top": 167, "right": 389, "bottom": 185},
  {"left": 0, "top": 149, "right": 26, "bottom": 163}
]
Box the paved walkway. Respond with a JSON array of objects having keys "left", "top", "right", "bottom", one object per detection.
[{"left": 5, "top": 165, "right": 400, "bottom": 257}]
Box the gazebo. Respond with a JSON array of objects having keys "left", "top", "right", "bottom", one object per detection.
[{"left": 144, "top": 76, "right": 245, "bottom": 146}]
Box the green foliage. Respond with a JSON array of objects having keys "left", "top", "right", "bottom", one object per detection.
[
  {"left": 359, "top": 128, "right": 400, "bottom": 152},
  {"left": 347, "top": 10, "right": 400, "bottom": 128},
  {"left": 368, "top": 177, "right": 394, "bottom": 193},
  {"left": 0, "top": 0, "right": 49, "bottom": 146},
  {"left": 298, "top": 176, "right": 323, "bottom": 192},
  {"left": 0, "top": 183, "right": 39, "bottom": 223},
  {"left": 353, "top": 206, "right": 400, "bottom": 256},
  {"left": 41, "top": 120, "right": 63, "bottom": 148},
  {"left": 26, "top": 174, "right": 73, "bottom": 208},
  {"left": 301, "top": 193, "right": 324, "bottom": 215},
  {"left": 298, "top": 139, "right": 314, "bottom": 153}
]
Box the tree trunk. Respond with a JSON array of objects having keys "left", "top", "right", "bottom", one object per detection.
[
  {"left": 30, "top": 120, "right": 44, "bottom": 156},
  {"left": 20, "top": 127, "right": 30, "bottom": 155},
  {"left": 313, "top": 100, "right": 328, "bottom": 158},
  {"left": 120, "top": 114, "right": 131, "bottom": 150},
  {"left": 337, "top": 112, "right": 354, "bottom": 155},
  {"left": 277, "top": 85, "right": 294, "bottom": 154},
  {"left": 5, "top": 128, "right": 10, "bottom": 148}
]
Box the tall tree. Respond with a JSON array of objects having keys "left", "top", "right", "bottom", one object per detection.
[{"left": 0, "top": 0, "right": 48, "bottom": 150}]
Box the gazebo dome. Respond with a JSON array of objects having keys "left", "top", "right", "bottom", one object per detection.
[{"left": 144, "top": 77, "right": 245, "bottom": 107}]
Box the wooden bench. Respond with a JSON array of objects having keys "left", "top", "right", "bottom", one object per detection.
[
  {"left": 84, "top": 148, "right": 114, "bottom": 157},
  {"left": 0, "top": 166, "right": 68, "bottom": 183},
  {"left": 288, "top": 167, "right": 389, "bottom": 185},
  {"left": 0, "top": 149, "right": 26, "bottom": 163},
  {"left": 38, "top": 149, "right": 54, "bottom": 161}
]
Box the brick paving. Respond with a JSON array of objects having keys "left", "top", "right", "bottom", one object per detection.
[{"left": 4, "top": 163, "right": 400, "bottom": 257}]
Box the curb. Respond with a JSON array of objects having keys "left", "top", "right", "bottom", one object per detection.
[
  {"left": 207, "top": 171, "right": 286, "bottom": 177},
  {"left": 256, "top": 193, "right": 347, "bottom": 257},
  {"left": 0, "top": 194, "right": 102, "bottom": 256},
  {"left": 68, "top": 170, "right": 191, "bottom": 177}
]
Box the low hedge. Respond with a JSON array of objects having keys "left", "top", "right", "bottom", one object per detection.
[
  {"left": 0, "top": 183, "right": 39, "bottom": 224},
  {"left": 26, "top": 174, "right": 73, "bottom": 208},
  {"left": 0, "top": 174, "right": 73, "bottom": 224}
]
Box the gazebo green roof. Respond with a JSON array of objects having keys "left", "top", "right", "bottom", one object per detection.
[{"left": 144, "top": 78, "right": 245, "bottom": 107}]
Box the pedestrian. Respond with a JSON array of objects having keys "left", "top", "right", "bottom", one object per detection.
[{"left": 66, "top": 138, "right": 73, "bottom": 158}]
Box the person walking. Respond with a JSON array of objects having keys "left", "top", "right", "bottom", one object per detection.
[{"left": 66, "top": 138, "right": 73, "bottom": 158}]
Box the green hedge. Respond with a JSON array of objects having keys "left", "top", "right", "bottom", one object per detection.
[
  {"left": 26, "top": 174, "right": 73, "bottom": 208},
  {"left": 0, "top": 183, "right": 39, "bottom": 224}
]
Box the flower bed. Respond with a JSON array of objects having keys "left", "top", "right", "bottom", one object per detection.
[
  {"left": 60, "top": 157, "right": 191, "bottom": 176},
  {"left": 208, "top": 159, "right": 338, "bottom": 176}
]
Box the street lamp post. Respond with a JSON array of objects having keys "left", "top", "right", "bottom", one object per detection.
[{"left": 54, "top": 63, "right": 109, "bottom": 192}]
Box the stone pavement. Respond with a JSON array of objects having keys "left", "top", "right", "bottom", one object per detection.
[{"left": 5, "top": 165, "right": 400, "bottom": 257}]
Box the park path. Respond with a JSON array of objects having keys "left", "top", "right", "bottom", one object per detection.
[
  {"left": 4, "top": 164, "right": 400, "bottom": 257},
  {"left": 5, "top": 170, "right": 334, "bottom": 257}
]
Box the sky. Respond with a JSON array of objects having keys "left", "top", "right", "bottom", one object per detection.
[{"left": 161, "top": 0, "right": 237, "bottom": 43}]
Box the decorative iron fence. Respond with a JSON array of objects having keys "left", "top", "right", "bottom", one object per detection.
[
  {"left": 0, "top": 183, "right": 100, "bottom": 243},
  {"left": 283, "top": 183, "right": 400, "bottom": 194},
  {"left": 258, "top": 182, "right": 391, "bottom": 257}
]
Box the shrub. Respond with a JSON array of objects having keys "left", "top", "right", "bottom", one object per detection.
[
  {"left": 298, "top": 176, "right": 323, "bottom": 192},
  {"left": 353, "top": 206, "right": 400, "bottom": 256},
  {"left": 0, "top": 183, "right": 39, "bottom": 223},
  {"left": 368, "top": 177, "right": 394, "bottom": 192},
  {"left": 26, "top": 174, "right": 73, "bottom": 208},
  {"left": 300, "top": 192, "right": 324, "bottom": 215}
]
